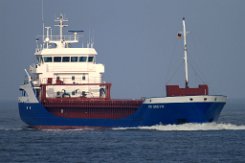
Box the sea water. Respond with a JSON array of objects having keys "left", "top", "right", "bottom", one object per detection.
[{"left": 0, "top": 99, "right": 245, "bottom": 163}]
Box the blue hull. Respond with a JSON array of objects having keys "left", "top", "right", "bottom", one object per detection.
[{"left": 18, "top": 101, "right": 225, "bottom": 128}]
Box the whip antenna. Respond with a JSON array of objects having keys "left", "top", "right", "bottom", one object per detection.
[{"left": 42, "top": 0, "right": 45, "bottom": 42}]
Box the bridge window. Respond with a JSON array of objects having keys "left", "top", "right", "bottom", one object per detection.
[
  {"left": 62, "top": 57, "right": 70, "bottom": 62},
  {"left": 43, "top": 57, "right": 52, "bottom": 62},
  {"left": 88, "top": 56, "right": 94, "bottom": 62},
  {"left": 36, "top": 56, "right": 42, "bottom": 63},
  {"left": 20, "top": 89, "right": 27, "bottom": 97},
  {"left": 79, "top": 57, "right": 87, "bottom": 62},
  {"left": 54, "top": 57, "right": 61, "bottom": 62},
  {"left": 71, "top": 57, "right": 78, "bottom": 62}
]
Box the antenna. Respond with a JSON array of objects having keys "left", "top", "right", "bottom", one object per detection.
[
  {"left": 45, "top": 26, "right": 51, "bottom": 48},
  {"left": 42, "top": 0, "right": 44, "bottom": 21},
  {"left": 87, "top": 40, "right": 89, "bottom": 48},
  {"left": 89, "top": 28, "right": 91, "bottom": 48},
  {"left": 87, "top": 27, "right": 95, "bottom": 48},
  {"left": 35, "top": 38, "right": 39, "bottom": 51},
  {"left": 91, "top": 39, "right": 94, "bottom": 48},
  {"left": 50, "top": 28, "right": 52, "bottom": 40},
  {"left": 41, "top": 0, "right": 45, "bottom": 48},
  {"left": 91, "top": 28, "right": 95, "bottom": 48},
  {"left": 42, "top": 0, "right": 44, "bottom": 43}
]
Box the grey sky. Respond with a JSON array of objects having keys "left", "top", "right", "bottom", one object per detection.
[{"left": 0, "top": 0, "right": 244, "bottom": 101}]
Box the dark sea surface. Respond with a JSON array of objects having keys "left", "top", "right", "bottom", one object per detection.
[{"left": 0, "top": 99, "right": 245, "bottom": 163}]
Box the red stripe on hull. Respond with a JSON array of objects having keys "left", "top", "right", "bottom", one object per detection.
[{"left": 43, "top": 98, "right": 143, "bottom": 119}]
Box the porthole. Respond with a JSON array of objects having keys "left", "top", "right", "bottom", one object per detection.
[
  {"left": 190, "top": 98, "right": 193, "bottom": 101},
  {"left": 204, "top": 98, "right": 207, "bottom": 101}
]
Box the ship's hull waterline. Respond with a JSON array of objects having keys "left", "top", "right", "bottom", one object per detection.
[{"left": 18, "top": 96, "right": 226, "bottom": 128}]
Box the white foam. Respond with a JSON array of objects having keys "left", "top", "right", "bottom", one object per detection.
[
  {"left": 0, "top": 127, "right": 24, "bottom": 131},
  {"left": 41, "top": 127, "right": 100, "bottom": 132},
  {"left": 113, "top": 123, "right": 245, "bottom": 131}
]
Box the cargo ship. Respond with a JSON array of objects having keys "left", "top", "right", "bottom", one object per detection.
[{"left": 18, "top": 16, "right": 226, "bottom": 129}]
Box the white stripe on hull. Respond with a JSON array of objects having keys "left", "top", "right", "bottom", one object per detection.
[{"left": 144, "top": 95, "right": 227, "bottom": 104}]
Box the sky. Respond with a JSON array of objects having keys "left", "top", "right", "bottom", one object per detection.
[{"left": 0, "top": 0, "right": 245, "bottom": 101}]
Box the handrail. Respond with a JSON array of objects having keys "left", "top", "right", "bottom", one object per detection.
[
  {"left": 40, "top": 77, "right": 102, "bottom": 85},
  {"left": 37, "top": 35, "right": 82, "bottom": 42},
  {"left": 40, "top": 81, "right": 112, "bottom": 101}
]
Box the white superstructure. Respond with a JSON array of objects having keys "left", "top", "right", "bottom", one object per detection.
[{"left": 25, "top": 15, "right": 106, "bottom": 99}]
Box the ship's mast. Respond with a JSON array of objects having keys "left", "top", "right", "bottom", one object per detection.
[
  {"left": 182, "top": 17, "right": 189, "bottom": 88},
  {"left": 55, "top": 15, "right": 68, "bottom": 41}
]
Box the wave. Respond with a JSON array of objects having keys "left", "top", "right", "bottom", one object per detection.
[
  {"left": 113, "top": 123, "right": 245, "bottom": 131},
  {"left": 41, "top": 127, "right": 100, "bottom": 132},
  {"left": 0, "top": 127, "right": 24, "bottom": 131},
  {"left": 1, "top": 123, "right": 245, "bottom": 132}
]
